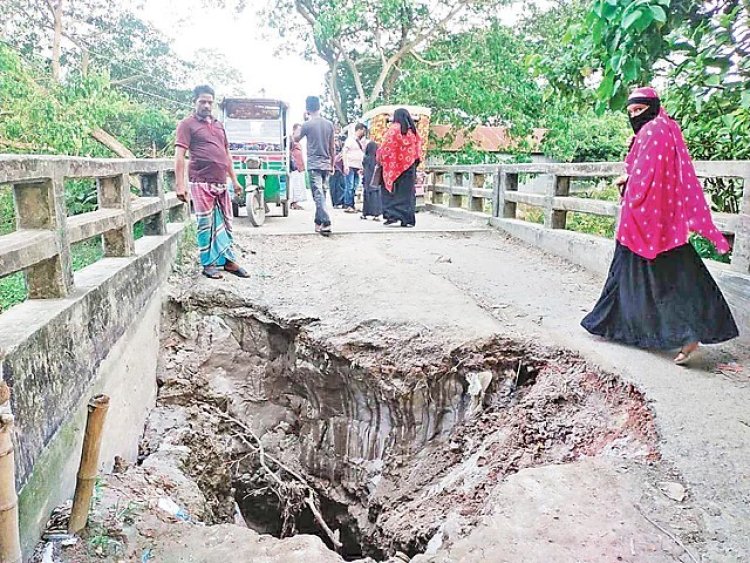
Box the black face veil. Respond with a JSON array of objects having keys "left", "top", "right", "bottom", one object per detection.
[{"left": 627, "top": 97, "right": 661, "bottom": 134}]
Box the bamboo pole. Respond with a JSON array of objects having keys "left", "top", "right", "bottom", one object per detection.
[
  {"left": 0, "top": 411, "right": 21, "bottom": 563},
  {"left": 68, "top": 395, "right": 110, "bottom": 534}
]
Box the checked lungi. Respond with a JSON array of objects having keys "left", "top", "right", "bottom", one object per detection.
[{"left": 190, "top": 182, "right": 237, "bottom": 267}]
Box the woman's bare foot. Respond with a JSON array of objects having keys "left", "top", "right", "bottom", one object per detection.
[
  {"left": 291, "top": 202, "right": 304, "bottom": 210},
  {"left": 674, "top": 342, "right": 699, "bottom": 365}
]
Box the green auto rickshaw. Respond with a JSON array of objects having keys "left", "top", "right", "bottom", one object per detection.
[{"left": 219, "top": 98, "right": 290, "bottom": 226}]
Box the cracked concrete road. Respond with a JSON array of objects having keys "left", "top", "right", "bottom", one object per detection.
[{"left": 196, "top": 205, "right": 750, "bottom": 561}]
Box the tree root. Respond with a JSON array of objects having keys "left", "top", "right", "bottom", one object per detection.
[{"left": 214, "top": 409, "right": 344, "bottom": 551}]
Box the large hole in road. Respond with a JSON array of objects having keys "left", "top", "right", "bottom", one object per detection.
[{"left": 142, "top": 297, "right": 658, "bottom": 561}]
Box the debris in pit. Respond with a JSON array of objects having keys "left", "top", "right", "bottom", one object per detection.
[
  {"left": 150, "top": 303, "right": 663, "bottom": 561},
  {"left": 156, "top": 497, "right": 190, "bottom": 521},
  {"left": 465, "top": 370, "right": 493, "bottom": 416},
  {"left": 658, "top": 481, "right": 687, "bottom": 502}
]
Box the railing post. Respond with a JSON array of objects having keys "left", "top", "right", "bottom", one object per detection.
[
  {"left": 141, "top": 172, "right": 167, "bottom": 235},
  {"left": 450, "top": 172, "right": 463, "bottom": 208},
  {"left": 427, "top": 171, "right": 435, "bottom": 206},
  {"left": 433, "top": 172, "right": 444, "bottom": 206},
  {"left": 98, "top": 173, "right": 135, "bottom": 257},
  {"left": 13, "top": 174, "right": 73, "bottom": 298},
  {"left": 164, "top": 171, "right": 189, "bottom": 223},
  {"left": 497, "top": 171, "right": 518, "bottom": 219},
  {"left": 545, "top": 175, "right": 570, "bottom": 229},
  {"left": 470, "top": 173, "right": 485, "bottom": 212},
  {"left": 731, "top": 172, "right": 750, "bottom": 273}
]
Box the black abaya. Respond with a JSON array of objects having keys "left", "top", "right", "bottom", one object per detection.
[
  {"left": 384, "top": 163, "right": 417, "bottom": 226},
  {"left": 362, "top": 140, "right": 382, "bottom": 217},
  {"left": 581, "top": 242, "right": 739, "bottom": 349}
]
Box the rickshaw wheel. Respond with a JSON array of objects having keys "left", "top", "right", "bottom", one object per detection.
[{"left": 247, "top": 189, "right": 266, "bottom": 227}]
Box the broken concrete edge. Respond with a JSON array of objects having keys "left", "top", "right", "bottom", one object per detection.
[{"left": 0, "top": 223, "right": 186, "bottom": 556}]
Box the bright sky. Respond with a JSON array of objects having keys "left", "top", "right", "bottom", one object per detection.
[
  {"left": 139, "top": 0, "right": 326, "bottom": 125},
  {"left": 138, "top": 1, "right": 547, "bottom": 124}
]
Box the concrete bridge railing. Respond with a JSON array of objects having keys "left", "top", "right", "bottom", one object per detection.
[
  {"left": 0, "top": 156, "right": 187, "bottom": 300},
  {"left": 426, "top": 160, "right": 750, "bottom": 342},
  {"left": 427, "top": 160, "right": 750, "bottom": 275},
  {"left": 0, "top": 155, "right": 188, "bottom": 553}
]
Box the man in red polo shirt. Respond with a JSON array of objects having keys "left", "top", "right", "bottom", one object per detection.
[{"left": 175, "top": 85, "right": 249, "bottom": 279}]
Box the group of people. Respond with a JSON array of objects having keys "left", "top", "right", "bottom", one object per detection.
[
  {"left": 290, "top": 96, "right": 422, "bottom": 234},
  {"left": 174, "top": 84, "right": 738, "bottom": 365}
]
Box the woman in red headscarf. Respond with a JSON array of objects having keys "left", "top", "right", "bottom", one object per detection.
[
  {"left": 377, "top": 108, "right": 423, "bottom": 227},
  {"left": 582, "top": 87, "right": 738, "bottom": 364}
]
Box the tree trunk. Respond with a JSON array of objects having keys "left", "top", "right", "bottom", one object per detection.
[
  {"left": 51, "top": 0, "right": 64, "bottom": 82},
  {"left": 328, "top": 62, "right": 347, "bottom": 126},
  {"left": 81, "top": 48, "right": 89, "bottom": 76}
]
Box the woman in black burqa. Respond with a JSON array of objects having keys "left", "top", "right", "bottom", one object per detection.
[
  {"left": 377, "top": 108, "right": 422, "bottom": 228},
  {"left": 581, "top": 86, "right": 738, "bottom": 365},
  {"left": 360, "top": 139, "right": 382, "bottom": 220}
]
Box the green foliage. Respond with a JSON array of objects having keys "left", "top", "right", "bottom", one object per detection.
[
  {"left": 540, "top": 102, "right": 630, "bottom": 162},
  {"left": 393, "top": 25, "right": 542, "bottom": 138},
  {"left": 0, "top": 237, "right": 104, "bottom": 311},
  {"left": 567, "top": 212, "right": 616, "bottom": 237},
  {"left": 65, "top": 179, "right": 98, "bottom": 216},
  {"left": 265, "top": 0, "right": 505, "bottom": 122},
  {"left": 0, "top": 44, "right": 178, "bottom": 157},
  {"left": 0, "top": 274, "right": 25, "bottom": 313},
  {"left": 583, "top": 0, "right": 750, "bottom": 121},
  {"left": 585, "top": 0, "right": 677, "bottom": 111},
  {"left": 71, "top": 238, "right": 104, "bottom": 271},
  {"left": 691, "top": 233, "right": 731, "bottom": 264},
  {"left": 0, "top": 186, "right": 14, "bottom": 235}
]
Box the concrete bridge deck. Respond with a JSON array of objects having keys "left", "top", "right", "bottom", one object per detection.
[
  {"left": 214, "top": 204, "right": 750, "bottom": 560},
  {"left": 2, "top": 154, "right": 749, "bottom": 559}
]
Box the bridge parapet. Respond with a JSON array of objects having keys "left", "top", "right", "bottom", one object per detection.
[
  {"left": 0, "top": 156, "right": 187, "bottom": 300},
  {"left": 0, "top": 155, "right": 188, "bottom": 553},
  {"left": 427, "top": 160, "right": 750, "bottom": 275}
]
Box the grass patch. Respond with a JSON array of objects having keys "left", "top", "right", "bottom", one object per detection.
[
  {"left": 133, "top": 220, "right": 145, "bottom": 240},
  {"left": 517, "top": 203, "right": 544, "bottom": 225},
  {"left": 1, "top": 185, "right": 14, "bottom": 235},
  {"left": 71, "top": 237, "right": 104, "bottom": 270},
  {"left": 174, "top": 220, "right": 198, "bottom": 274},
  {"left": 0, "top": 273, "right": 25, "bottom": 313},
  {"left": 0, "top": 236, "right": 104, "bottom": 311},
  {"left": 566, "top": 213, "right": 616, "bottom": 238}
]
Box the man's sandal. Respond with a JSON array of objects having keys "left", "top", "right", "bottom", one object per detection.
[
  {"left": 202, "top": 266, "right": 223, "bottom": 279},
  {"left": 225, "top": 266, "right": 250, "bottom": 278}
]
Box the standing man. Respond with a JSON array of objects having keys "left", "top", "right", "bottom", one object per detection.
[
  {"left": 175, "top": 85, "right": 250, "bottom": 279},
  {"left": 342, "top": 123, "right": 367, "bottom": 213},
  {"left": 294, "top": 96, "right": 334, "bottom": 235}
]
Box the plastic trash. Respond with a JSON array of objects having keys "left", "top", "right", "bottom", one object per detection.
[{"left": 157, "top": 497, "right": 190, "bottom": 521}]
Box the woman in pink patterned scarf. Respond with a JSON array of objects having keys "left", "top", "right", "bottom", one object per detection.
[{"left": 582, "top": 87, "right": 738, "bottom": 364}]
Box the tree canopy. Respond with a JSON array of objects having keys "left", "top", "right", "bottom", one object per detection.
[{"left": 264, "top": 0, "right": 502, "bottom": 123}]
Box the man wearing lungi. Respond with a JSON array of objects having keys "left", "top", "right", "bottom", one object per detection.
[{"left": 175, "top": 85, "right": 249, "bottom": 279}]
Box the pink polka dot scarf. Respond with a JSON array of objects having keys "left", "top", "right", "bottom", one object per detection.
[{"left": 617, "top": 87, "right": 730, "bottom": 260}]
